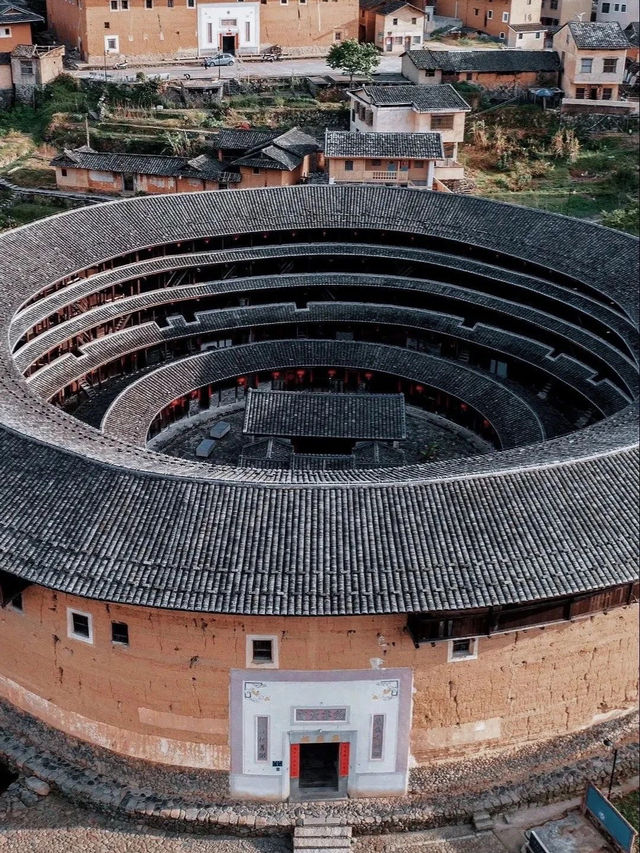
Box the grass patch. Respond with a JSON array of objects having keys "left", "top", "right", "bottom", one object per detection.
[
  {"left": 612, "top": 790, "right": 639, "bottom": 831},
  {"left": 0, "top": 196, "right": 67, "bottom": 232}
]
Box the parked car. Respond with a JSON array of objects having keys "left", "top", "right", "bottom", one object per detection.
[{"left": 204, "top": 54, "right": 235, "bottom": 67}]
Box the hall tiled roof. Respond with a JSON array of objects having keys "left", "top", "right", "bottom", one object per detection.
[
  {"left": 567, "top": 21, "right": 630, "bottom": 49},
  {"left": 0, "top": 186, "right": 636, "bottom": 616},
  {"left": 354, "top": 84, "right": 471, "bottom": 111},
  {"left": 325, "top": 130, "right": 444, "bottom": 159},
  {"left": 404, "top": 49, "right": 562, "bottom": 73},
  {"left": 375, "top": 0, "right": 424, "bottom": 15},
  {"left": 243, "top": 389, "right": 407, "bottom": 439},
  {"left": 50, "top": 148, "right": 240, "bottom": 182}
]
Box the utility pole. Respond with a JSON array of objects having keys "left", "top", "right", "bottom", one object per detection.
[{"left": 603, "top": 738, "right": 619, "bottom": 799}]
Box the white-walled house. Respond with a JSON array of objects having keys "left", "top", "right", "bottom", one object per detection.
[
  {"left": 348, "top": 84, "right": 470, "bottom": 168},
  {"left": 596, "top": 0, "right": 638, "bottom": 32}
]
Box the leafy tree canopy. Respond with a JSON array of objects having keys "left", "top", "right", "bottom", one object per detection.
[{"left": 326, "top": 40, "right": 380, "bottom": 83}]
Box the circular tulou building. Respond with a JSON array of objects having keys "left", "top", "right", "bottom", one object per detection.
[{"left": 0, "top": 186, "right": 637, "bottom": 802}]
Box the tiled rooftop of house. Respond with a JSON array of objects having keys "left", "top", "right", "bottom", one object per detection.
[
  {"left": 353, "top": 84, "right": 471, "bottom": 111},
  {"left": 404, "top": 49, "right": 562, "bottom": 73},
  {"left": 567, "top": 21, "right": 630, "bottom": 49},
  {"left": 324, "top": 130, "right": 444, "bottom": 158},
  {"left": 243, "top": 389, "right": 407, "bottom": 439},
  {"left": 0, "top": 2, "right": 43, "bottom": 24}
]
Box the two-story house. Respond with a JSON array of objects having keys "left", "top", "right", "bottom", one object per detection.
[
  {"left": 359, "top": 0, "right": 429, "bottom": 53},
  {"left": 435, "top": 0, "right": 543, "bottom": 42},
  {"left": 401, "top": 48, "right": 562, "bottom": 92},
  {"left": 553, "top": 20, "right": 629, "bottom": 100},
  {"left": 0, "top": 3, "right": 64, "bottom": 107},
  {"left": 324, "top": 130, "right": 444, "bottom": 189},
  {"left": 348, "top": 84, "right": 470, "bottom": 170}
]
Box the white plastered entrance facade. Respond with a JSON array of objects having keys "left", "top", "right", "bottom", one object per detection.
[
  {"left": 197, "top": 3, "right": 260, "bottom": 54},
  {"left": 229, "top": 668, "right": 413, "bottom": 800}
]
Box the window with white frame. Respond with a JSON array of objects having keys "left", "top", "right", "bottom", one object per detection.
[
  {"left": 487, "top": 9, "right": 493, "bottom": 18},
  {"left": 580, "top": 58, "right": 593, "bottom": 73},
  {"left": 499, "top": 31, "right": 505, "bottom": 38},
  {"left": 0, "top": 26, "right": 11, "bottom": 37},
  {"left": 187, "top": 0, "right": 195, "bottom": 6},
  {"left": 67, "top": 608, "right": 94, "bottom": 644},
  {"left": 603, "top": 58, "right": 618, "bottom": 73},
  {"left": 502, "top": 11, "right": 509, "bottom": 21},
  {"left": 447, "top": 637, "right": 478, "bottom": 661},
  {"left": 246, "top": 635, "right": 279, "bottom": 668},
  {"left": 105, "top": 35, "right": 119, "bottom": 51}
]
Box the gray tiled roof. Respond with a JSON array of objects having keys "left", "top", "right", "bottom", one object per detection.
[
  {"left": 243, "top": 389, "right": 407, "bottom": 439},
  {"left": 0, "top": 2, "right": 43, "bottom": 24},
  {"left": 375, "top": 0, "right": 424, "bottom": 16},
  {"left": 0, "top": 186, "right": 637, "bottom": 616},
  {"left": 405, "top": 49, "right": 562, "bottom": 73},
  {"left": 325, "top": 130, "right": 444, "bottom": 158},
  {"left": 567, "top": 21, "right": 630, "bottom": 49},
  {"left": 50, "top": 148, "right": 231, "bottom": 180},
  {"left": 354, "top": 83, "right": 471, "bottom": 111},
  {"left": 212, "top": 129, "right": 280, "bottom": 150},
  {"left": 508, "top": 23, "right": 546, "bottom": 32}
]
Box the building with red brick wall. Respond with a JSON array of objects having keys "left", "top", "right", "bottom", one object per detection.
[
  {"left": 0, "top": 186, "right": 637, "bottom": 801},
  {"left": 45, "top": 0, "right": 359, "bottom": 64}
]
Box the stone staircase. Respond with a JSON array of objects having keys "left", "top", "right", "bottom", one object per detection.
[{"left": 293, "top": 817, "right": 352, "bottom": 853}]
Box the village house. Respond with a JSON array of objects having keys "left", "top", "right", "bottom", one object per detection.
[
  {"left": 45, "top": 0, "right": 359, "bottom": 64},
  {"left": 506, "top": 22, "right": 547, "bottom": 47},
  {"left": 0, "top": 4, "right": 64, "bottom": 106},
  {"left": 539, "top": 0, "right": 592, "bottom": 29},
  {"left": 401, "top": 48, "right": 561, "bottom": 92},
  {"left": 51, "top": 128, "right": 321, "bottom": 195},
  {"left": 324, "top": 129, "right": 444, "bottom": 189},
  {"left": 553, "top": 20, "right": 629, "bottom": 103},
  {"left": 348, "top": 84, "right": 470, "bottom": 171},
  {"left": 359, "top": 0, "right": 432, "bottom": 53},
  {"left": 435, "top": 0, "right": 543, "bottom": 41},
  {"left": 596, "top": 0, "right": 638, "bottom": 31}
]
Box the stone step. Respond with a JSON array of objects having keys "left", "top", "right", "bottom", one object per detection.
[
  {"left": 472, "top": 811, "right": 494, "bottom": 831},
  {"left": 302, "top": 817, "right": 347, "bottom": 825},
  {"left": 294, "top": 841, "right": 351, "bottom": 851},
  {"left": 294, "top": 849, "right": 349, "bottom": 853},
  {"left": 295, "top": 826, "right": 352, "bottom": 837}
]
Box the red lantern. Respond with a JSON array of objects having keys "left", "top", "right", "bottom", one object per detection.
[
  {"left": 482, "top": 419, "right": 490, "bottom": 429},
  {"left": 364, "top": 372, "right": 373, "bottom": 381},
  {"left": 328, "top": 369, "right": 336, "bottom": 378},
  {"left": 296, "top": 369, "right": 305, "bottom": 379},
  {"left": 460, "top": 403, "right": 468, "bottom": 411},
  {"left": 415, "top": 384, "right": 424, "bottom": 393},
  {"left": 237, "top": 376, "right": 246, "bottom": 386},
  {"left": 272, "top": 371, "right": 281, "bottom": 380}
]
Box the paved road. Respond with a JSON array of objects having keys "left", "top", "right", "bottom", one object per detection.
[{"left": 74, "top": 55, "right": 402, "bottom": 84}]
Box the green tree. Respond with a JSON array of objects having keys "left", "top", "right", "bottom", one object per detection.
[{"left": 326, "top": 40, "right": 380, "bottom": 85}]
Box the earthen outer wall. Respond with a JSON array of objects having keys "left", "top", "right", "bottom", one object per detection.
[{"left": 1, "top": 586, "right": 637, "bottom": 773}]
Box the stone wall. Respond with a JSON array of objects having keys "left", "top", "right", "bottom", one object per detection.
[{"left": 0, "top": 585, "right": 637, "bottom": 776}]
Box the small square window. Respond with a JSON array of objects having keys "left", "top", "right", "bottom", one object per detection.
[
  {"left": 535, "top": 31, "right": 540, "bottom": 38},
  {"left": 502, "top": 11, "right": 509, "bottom": 21},
  {"left": 187, "top": 0, "right": 195, "bottom": 6},
  {"left": 487, "top": 9, "right": 493, "bottom": 18},
  {"left": 601, "top": 0, "right": 610, "bottom": 8},
  {"left": 580, "top": 58, "right": 593, "bottom": 73},
  {"left": 499, "top": 31, "right": 505, "bottom": 38},
  {"left": 392, "top": 17, "right": 398, "bottom": 24},
  {"left": 603, "top": 58, "right": 617, "bottom": 73},
  {"left": 121, "top": 0, "right": 129, "bottom": 7},
  {"left": 104, "top": 21, "right": 110, "bottom": 27},
  {"left": 168, "top": 0, "right": 174, "bottom": 6},
  {"left": 448, "top": 637, "right": 478, "bottom": 661},
  {"left": 411, "top": 16, "right": 417, "bottom": 23},
  {"left": 61, "top": 168, "right": 68, "bottom": 176},
  {"left": 345, "top": 159, "right": 354, "bottom": 171},
  {"left": 110, "top": 0, "right": 118, "bottom": 9},
  {"left": 252, "top": 167, "right": 261, "bottom": 174},
  {"left": 334, "top": 30, "right": 342, "bottom": 40},
  {"left": 246, "top": 635, "right": 279, "bottom": 667},
  {"left": 0, "top": 26, "right": 12, "bottom": 37},
  {"left": 252, "top": 639, "right": 272, "bottom": 662},
  {"left": 67, "top": 608, "right": 93, "bottom": 644},
  {"left": 145, "top": 0, "right": 153, "bottom": 7},
  {"left": 111, "top": 621, "right": 129, "bottom": 644},
  {"left": 518, "top": 32, "right": 523, "bottom": 39}
]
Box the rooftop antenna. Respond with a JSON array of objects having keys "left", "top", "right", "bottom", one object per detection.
[{"left": 575, "top": 11, "right": 585, "bottom": 21}]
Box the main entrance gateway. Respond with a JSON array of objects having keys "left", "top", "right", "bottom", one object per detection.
[{"left": 230, "top": 669, "right": 412, "bottom": 800}]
